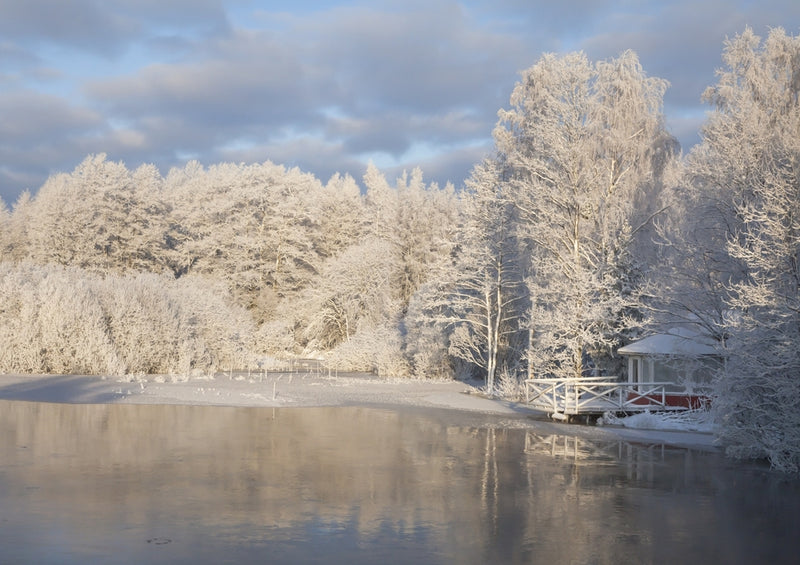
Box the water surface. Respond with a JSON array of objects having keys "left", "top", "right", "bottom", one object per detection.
[{"left": 0, "top": 400, "right": 798, "bottom": 564}]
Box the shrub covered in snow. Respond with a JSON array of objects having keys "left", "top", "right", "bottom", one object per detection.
[{"left": 0, "top": 263, "right": 253, "bottom": 376}]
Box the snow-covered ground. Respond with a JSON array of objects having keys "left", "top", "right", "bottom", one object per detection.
[
  {"left": 0, "top": 372, "right": 535, "bottom": 414},
  {"left": 595, "top": 410, "right": 717, "bottom": 450},
  {"left": 0, "top": 373, "right": 717, "bottom": 450},
  {"left": 600, "top": 409, "right": 715, "bottom": 433}
]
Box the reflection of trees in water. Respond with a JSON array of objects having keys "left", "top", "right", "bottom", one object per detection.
[
  {"left": 480, "top": 427, "right": 498, "bottom": 536},
  {"left": 0, "top": 401, "right": 516, "bottom": 558},
  {"left": 518, "top": 431, "right": 800, "bottom": 564},
  {"left": 1, "top": 401, "right": 798, "bottom": 564}
]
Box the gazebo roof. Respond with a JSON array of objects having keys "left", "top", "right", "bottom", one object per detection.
[{"left": 618, "top": 327, "right": 717, "bottom": 356}]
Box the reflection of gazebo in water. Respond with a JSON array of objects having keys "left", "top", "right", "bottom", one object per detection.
[
  {"left": 524, "top": 432, "right": 621, "bottom": 465},
  {"left": 523, "top": 431, "right": 697, "bottom": 483},
  {"left": 525, "top": 327, "right": 717, "bottom": 419}
]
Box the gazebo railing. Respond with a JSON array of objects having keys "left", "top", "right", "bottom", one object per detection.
[{"left": 524, "top": 377, "right": 688, "bottom": 416}]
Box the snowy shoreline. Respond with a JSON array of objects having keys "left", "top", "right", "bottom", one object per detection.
[{"left": 0, "top": 373, "right": 718, "bottom": 451}]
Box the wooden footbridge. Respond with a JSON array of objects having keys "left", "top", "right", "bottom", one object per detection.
[{"left": 524, "top": 376, "right": 707, "bottom": 420}]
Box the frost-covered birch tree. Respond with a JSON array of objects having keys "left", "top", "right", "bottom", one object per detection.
[
  {"left": 495, "top": 50, "right": 672, "bottom": 379},
  {"left": 692, "top": 28, "right": 800, "bottom": 473},
  {"left": 446, "top": 158, "right": 525, "bottom": 393}
]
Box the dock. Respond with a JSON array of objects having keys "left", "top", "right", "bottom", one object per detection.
[{"left": 524, "top": 376, "right": 703, "bottom": 420}]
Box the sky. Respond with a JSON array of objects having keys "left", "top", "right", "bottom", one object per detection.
[{"left": 2, "top": 0, "right": 800, "bottom": 205}]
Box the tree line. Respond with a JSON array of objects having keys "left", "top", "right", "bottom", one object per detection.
[{"left": 1, "top": 27, "right": 799, "bottom": 472}]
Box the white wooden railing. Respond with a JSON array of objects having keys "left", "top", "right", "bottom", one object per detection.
[{"left": 524, "top": 377, "right": 690, "bottom": 416}]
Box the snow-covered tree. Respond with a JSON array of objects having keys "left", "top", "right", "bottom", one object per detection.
[
  {"left": 311, "top": 173, "right": 368, "bottom": 261},
  {"left": 163, "top": 161, "right": 324, "bottom": 313},
  {"left": 24, "top": 171, "right": 91, "bottom": 266},
  {"left": 650, "top": 177, "right": 739, "bottom": 343},
  {"left": 495, "top": 50, "right": 673, "bottom": 380},
  {"left": 23, "top": 155, "right": 171, "bottom": 274},
  {"left": 394, "top": 169, "right": 460, "bottom": 311},
  {"left": 362, "top": 161, "right": 397, "bottom": 242},
  {"left": 0, "top": 191, "right": 34, "bottom": 262},
  {"left": 444, "top": 158, "right": 526, "bottom": 392},
  {"left": 298, "top": 237, "right": 400, "bottom": 351},
  {"left": 340, "top": 164, "right": 462, "bottom": 376},
  {"left": 0, "top": 262, "right": 253, "bottom": 376},
  {"left": 403, "top": 281, "right": 457, "bottom": 379},
  {"left": 363, "top": 165, "right": 460, "bottom": 313},
  {"left": 0, "top": 264, "right": 124, "bottom": 373},
  {"left": 691, "top": 27, "right": 800, "bottom": 473},
  {"left": 0, "top": 197, "right": 9, "bottom": 258}
]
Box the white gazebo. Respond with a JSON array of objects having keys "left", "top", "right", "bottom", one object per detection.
[
  {"left": 617, "top": 326, "right": 718, "bottom": 393},
  {"left": 524, "top": 326, "right": 719, "bottom": 417}
]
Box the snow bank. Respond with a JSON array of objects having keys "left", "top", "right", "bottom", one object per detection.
[{"left": 599, "top": 409, "right": 715, "bottom": 433}]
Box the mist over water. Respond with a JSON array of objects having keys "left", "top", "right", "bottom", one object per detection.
[{"left": 1, "top": 400, "right": 798, "bottom": 564}]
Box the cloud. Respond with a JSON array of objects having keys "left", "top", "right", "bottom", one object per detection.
[
  {"left": 0, "top": 0, "right": 231, "bottom": 54},
  {"left": 0, "top": 91, "right": 102, "bottom": 141},
  {"left": 0, "top": 91, "right": 106, "bottom": 202},
  {"left": 0, "top": 0, "right": 138, "bottom": 56},
  {"left": 381, "top": 141, "right": 494, "bottom": 189},
  {"left": 88, "top": 34, "right": 317, "bottom": 126},
  {"left": 306, "top": 2, "right": 524, "bottom": 111},
  {"left": 214, "top": 135, "right": 363, "bottom": 183},
  {"left": 3, "top": 0, "right": 800, "bottom": 205},
  {"left": 0, "top": 41, "right": 41, "bottom": 69},
  {"left": 74, "top": 3, "right": 526, "bottom": 193},
  {"left": 327, "top": 109, "right": 488, "bottom": 157}
]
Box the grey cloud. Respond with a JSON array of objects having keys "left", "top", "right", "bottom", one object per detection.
[
  {"left": 0, "top": 91, "right": 102, "bottom": 146},
  {"left": 2, "top": 1, "right": 534, "bottom": 202},
  {"left": 309, "top": 2, "right": 525, "bottom": 114},
  {"left": 88, "top": 32, "right": 321, "bottom": 129},
  {"left": 463, "top": 0, "right": 623, "bottom": 51},
  {"left": 578, "top": 2, "right": 739, "bottom": 94},
  {"left": 327, "top": 110, "right": 488, "bottom": 158},
  {"left": 0, "top": 0, "right": 140, "bottom": 54},
  {"left": 0, "top": 167, "right": 45, "bottom": 206},
  {"left": 220, "top": 136, "right": 491, "bottom": 192},
  {"left": 384, "top": 142, "right": 494, "bottom": 190},
  {"left": 0, "top": 41, "right": 41, "bottom": 69},
  {"left": 5, "top": 0, "right": 800, "bottom": 206},
  {"left": 81, "top": 6, "right": 521, "bottom": 186},
  {"left": 212, "top": 135, "right": 366, "bottom": 185},
  {"left": 336, "top": 123, "right": 412, "bottom": 157},
  {"left": 0, "top": 0, "right": 231, "bottom": 55},
  {"left": 0, "top": 90, "right": 107, "bottom": 202},
  {"left": 111, "top": 0, "right": 230, "bottom": 28}
]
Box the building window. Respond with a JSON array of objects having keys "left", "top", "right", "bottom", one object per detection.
[{"left": 629, "top": 357, "right": 639, "bottom": 383}]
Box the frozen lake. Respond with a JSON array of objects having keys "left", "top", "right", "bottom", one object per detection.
[{"left": 1, "top": 400, "right": 798, "bottom": 564}]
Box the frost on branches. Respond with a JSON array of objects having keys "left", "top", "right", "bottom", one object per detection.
[
  {"left": 494, "top": 50, "right": 673, "bottom": 380},
  {"left": 696, "top": 28, "right": 800, "bottom": 473},
  {"left": 449, "top": 159, "right": 527, "bottom": 394}
]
